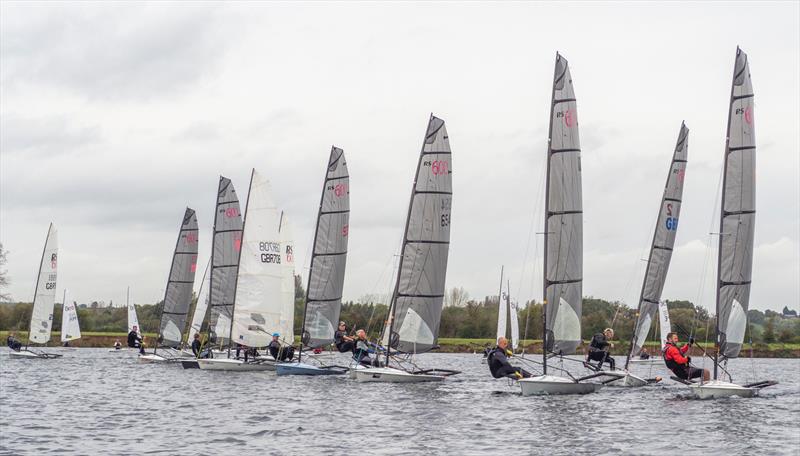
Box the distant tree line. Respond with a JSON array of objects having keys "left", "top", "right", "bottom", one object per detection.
[{"left": 3, "top": 292, "right": 798, "bottom": 345}]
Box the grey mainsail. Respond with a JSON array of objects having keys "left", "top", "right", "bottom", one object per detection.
[
  {"left": 157, "top": 208, "right": 199, "bottom": 348},
  {"left": 543, "top": 53, "right": 583, "bottom": 356},
  {"left": 208, "top": 176, "right": 244, "bottom": 346},
  {"left": 717, "top": 47, "right": 755, "bottom": 361},
  {"left": 625, "top": 123, "right": 689, "bottom": 369},
  {"left": 301, "top": 146, "right": 350, "bottom": 349},
  {"left": 387, "top": 115, "right": 452, "bottom": 354}
]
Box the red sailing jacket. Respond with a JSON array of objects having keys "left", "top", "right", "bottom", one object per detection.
[{"left": 663, "top": 342, "right": 690, "bottom": 366}]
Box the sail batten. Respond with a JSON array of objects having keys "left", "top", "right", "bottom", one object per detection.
[
  {"left": 301, "top": 147, "right": 350, "bottom": 348},
  {"left": 543, "top": 53, "right": 582, "bottom": 356},
  {"left": 717, "top": 47, "right": 756, "bottom": 361},
  {"left": 29, "top": 223, "right": 58, "bottom": 345},
  {"left": 626, "top": 123, "right": 689, "bottom": 368},
  {"left": 387, "top": 115, "right": 453, "bottom": 354},
  {"left": 156, "top": 208, "right": 199, "bottom": 348},
  {"left": 208, "top": 176, "right": 244, "bottom": 346}
]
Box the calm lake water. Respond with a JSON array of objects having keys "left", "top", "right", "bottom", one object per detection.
[{"left": 1, "top": 349, "right": 798, "bottom": 455}]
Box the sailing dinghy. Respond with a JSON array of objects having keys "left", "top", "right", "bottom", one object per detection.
[
  {"left": 9, "top": 223, "right": 62, "bottom": 359},
  {"left": 684, "top": 47, "right": 776, "bottom": 399},
  {"left": 517, "top": 53, "right": 602, "bottom": 395},
  {"left": 607, "top": 123, "right": 689, "bottom": 387},
  {"left": 277, "top": 147, "right": 351, "bottom": 376},
  {"left": 60, "top": 290, "right": 81, "bottom": 347},
  {"left": 198, "top": 170, "right": 291, "bottom": 372},
  {"left": 354, "top": 115, "right": 459, "bottom": 383},
  {"left": 140, "top": 208, "right": 199, "bottom": 363}
]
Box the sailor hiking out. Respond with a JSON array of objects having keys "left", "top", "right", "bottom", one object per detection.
[
  {"left": 587, "top": 328, "right": 616, "bottom": 370},
  {"left": 662, "top": 332, "right": 710, "bottom": 381},
  {"left": 487, "top": 337, "right": 532, "bottom": 379}
]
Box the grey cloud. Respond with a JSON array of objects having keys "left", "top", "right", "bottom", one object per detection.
[{"left": 0, "top": 115, "right": 101, "bottom": 157}]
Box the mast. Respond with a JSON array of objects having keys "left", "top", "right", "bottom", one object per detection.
[
  {"left": 299, "top": 147, "right": 349, "bottom": 364},
  {"left": 542, "top": 53, "right": 559, "bottom": 375},
  {"left": 714, "top": 47, "right": 756, "bottom": 380},
  {"left": 624, "top": 123, "right": 689, "bottom": 370}
]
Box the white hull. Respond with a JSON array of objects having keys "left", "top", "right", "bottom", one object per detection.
[
  {"left": 688, "top": 380, "right": 756, "bottom": 399},
  {"left": 519, "top": 375, "right": 602, "bottom": 396},
  {"left": 629, "top": 358, "right": 661, "bottom": 365},
  {"left": 197, "top": 358, "right": 276, "bottom": 371},
  {"left": 606, "top": 372, "right": 650, "bottom": 387},
  {"left": 355, "top": 367, "right": 445, "bottom": 383},
  {"left": 138, "top": 354, "right": 170, "bottom": 363},
  {"left": 9, "top": 350, "right": 47, "bottom": 359},
  {"left": 348, "top": 364, "right": 368, "bottom": 379}
]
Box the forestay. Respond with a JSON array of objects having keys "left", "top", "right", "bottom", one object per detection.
[
  {"left": 158, "top": 208, "right": 199, "bottom": 348},
  {"left": 231, "top": 170, "right": 282, "bottom": 348},
  {"left": 61, "top": 293, "right": 81, "bottom": 343},
  {"left": 717, "top": 47, "right": 756, "bottom": 360},
  {"left": 626, "top": 123, "right": 688, "bottom": 367},
  {"left": 187, "top": 259, "right": 211, "bottom": 344},
  {"left": 301, "top": 147, "right": 350, "bottom": 348},
  {"left": 388, "top": 115, "right": 453, "bottom": 354},
  {"left": 208, "top": 176, "right": 244, "bottom": 345},
  {"left": 544, "top": 53, "right": 582, "bottom": 355},
  {"left": 30, "top": 223, "right": 58, "bottom": 345}
]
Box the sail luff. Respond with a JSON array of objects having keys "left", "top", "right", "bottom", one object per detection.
[
  {"left": 301, "top": 146, "right": 350, "bottom": 352},
  {"left": 386, "top": 114, "right": 453, "bottom": 356},
  {"left": 543, "top": 52, "right": 583, "bottom": 357},
  {"left": 29, "top": 223, "right": 58, "bottom": 345},
  {"left": 157, "top": 208, "right": 199, "bottom": 349},
  {"left": 716, "top": 47, "right": 756, "bottom": 367},
  {"left": 625, "top": 123, "right": 689, "bottom": 369}
]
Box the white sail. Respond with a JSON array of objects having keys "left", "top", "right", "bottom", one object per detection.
[
  {"left": 29, "top": 224, "right": 58, "bottom": 345},
  {"left": 127, "top": 288, "right": 140, "bottom": 335},
  {"left": 658, "top": 300, "right": 671, "bottom": 349},
  {"left": 279, "top": 213, "right": 296, "bottom": 344},
  {"left": 187, "top": 259, "right": 211, "bottom": 343},
  {"left": 509, "top": 299, "right": 520, "bottom": 350},
  {"left": 496, "top": 282, "right": 508, "bottom": 344},
  {"left": 231, "top": 170, "right": 283, "bottom": 348},
  {"left": 60, "top": 293, "right": 81, "bottom": 343}
]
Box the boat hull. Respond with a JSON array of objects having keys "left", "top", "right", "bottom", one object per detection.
[
  {"left": 276, "top": 362, "right": 346, "bottom": 376},
  {"left": 355, "top": 367, "right": 445, "bottom": 383},
  {"left": 8, "top": 350, "right": 61, "bottom": 359},
  {"left": 197, "top": 358, "right": 275, "bottom": 371},
  {"left": 629, "top": 358, "right": 662, "bottom": 365},
  {"left": 519, "top": 375, "right": 602, "bottom": 396},
  {"left": 180, "top": 359, "right": 200, "bottom": 369},
  {"left": 688, "top": 380, "right": 756, "bottom": 399},
  {"left": 138, "top": 354, "right": 170, "bottom": 363},
  {"left": 605, "top": 372, "right": 650, "bottom": 387}
]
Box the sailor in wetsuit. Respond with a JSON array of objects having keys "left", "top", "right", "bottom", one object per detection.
[
  {"left": 191, "top": 333, "right": 203, "bottom": 357},
  {"left": 268, "top": 333, "right": 294, "bottom": 361},
  {"left": 639, "top": 348, "right": 650, "bottom": 360},
  {"left": 663, "top": 332, "right": 710, "bottom": 382},
  {"left": 587, "top": 328, "right": 616, "bottom": 370},
  {"left": 487, "top": 337, "right": 532, "bottom": 379},
  {"left": 352, "top": 329, "right": 380, "bottom": 367},
  {"left": 334, "top": 321, "right": 355, "bottom": 353},
  {"left": 127, "top": 326, "right": 145, "bottom": 354},
  {"left": 6, "top": 332, "right": 22, "bottom": 351}
]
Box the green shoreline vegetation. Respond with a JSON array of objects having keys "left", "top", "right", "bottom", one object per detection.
[{"left": 2, "top": 292, "right": 798, "bottom": 357}]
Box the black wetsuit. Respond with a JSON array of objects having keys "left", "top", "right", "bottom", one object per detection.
[
  {"left": 268, "top": 341, "right": 294, "bottom": 361},
  {"left": 639, "top": 351, "right": 650, "bottom": 360},
  {"left": 6, "top": 336, "right": 21, "bottom": 351},
  {"left": 191, "top": 339, "right": 202, "bottom": 357},
  {"left": 334, "top": 329, "right": 354, "bottom": 353},
  {"left": 587, "top": 333, "right": 615, "bottom": 370},
  {"left": 487, "top": 347, "right": 531, "bottom": 379},
  {"left": 127, "top": 330, "right": 144, "bottom": 354}
]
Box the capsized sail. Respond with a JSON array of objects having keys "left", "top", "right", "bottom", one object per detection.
[
  {"left": 231, "top": 170, "right": 282, "bottom": 348},
  {"left": 544, "top": 53, "right": 582, "bottom": 355},
  {"left": 301, "top": 146, "right": 350, "bottom": 348},
  {"left": 158, "top": 208, "right": 199, "bottom": 348},
  {"left": 717, "top": 47, "right": 756, "bottom": 360},
  {"left": 278, "top": 212, "right": 296, "bottom": 343},
  {"left": 208, "top": 176, "right": 243, "bottom": 345},
  {"left": 187, "top": 259, "right": 211, "bottom": 344},
  {"left": 61, "top": 292, "right": 81, "bottom": 343},
  {"left": 388, "top": 115, "right": 453, "bottom": 354},
  {"left": 29, "top": 223, "right": 58, "bottom": 344},
  {"left": 626, "top": 123, "right": 688, "bottom": 367}
]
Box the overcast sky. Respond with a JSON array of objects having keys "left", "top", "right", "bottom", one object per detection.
[{"left": 1, "top": 2, "right": 798, "bottom": 314}]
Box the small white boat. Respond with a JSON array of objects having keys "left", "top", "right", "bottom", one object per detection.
[
  {"left": 138, "top": 353, "right": 170, "bottom": 363},
  {"left": 518, "top": 375, "right": 602, "bottom": 396},
  {"left": 688, "top": 380, "right": 756, "bottom": 399},
  {"left": 354, "top": 366, "right": 446, "bottom": 383},
  {"left": 8, "top": 349, "right": 62, "bottom": 359},
  {"left": 604, "top": 371, "right": 655, "bottom": 387},
  {"left": 196, "top": 358, "right": 275, "bottom": 371},
  {"left": 276, "top": 361, "right": 347, "bottom": 376}
]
